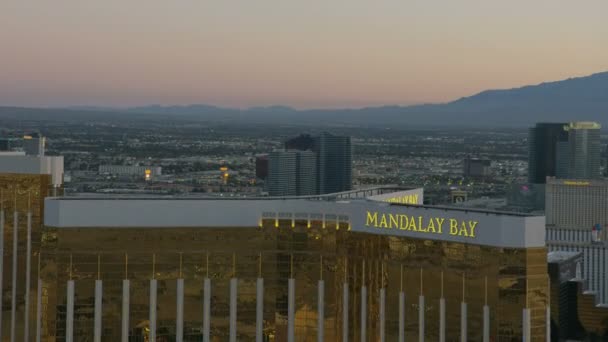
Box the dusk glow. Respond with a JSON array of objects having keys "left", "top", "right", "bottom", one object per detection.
[{"left": 1, "top": 0, "right": 607, "bottom": 108}]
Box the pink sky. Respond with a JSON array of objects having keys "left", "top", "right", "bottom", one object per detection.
[{"left": 1, "top": 0, "right": 607, "bottom": 108}]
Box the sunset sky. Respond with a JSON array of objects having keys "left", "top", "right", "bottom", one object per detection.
[{"left": 1, "top": 0, "right": 607, "bottom": 108}]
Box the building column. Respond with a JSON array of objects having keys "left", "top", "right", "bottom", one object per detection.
[
  {"left": 11, "top": 210, "right": 18, "bottom": 342},
  {"left": 176, "top": 278, "right": 184, "bottom": 342},
  {"left": 203, "top": 277, "right": 211, "bottom": 342},
  {"left": 483, "top": 305, "right": 490, "bottom": 342},
  {"left": 522, "top": 308, "right": 531, "bottom": 342},
  {"left": 460, "top": 274, "right": 467, "bottom": 342},
  {"left": 318, "top": 280, "right": 324, "bottom": 342},
  {"left": 35, "top": 269, "right": 42, "bottom": 342},
  {"left": 546, "top": 277, "right": 551, "bottom": 342},
  {"left": 546, "top": 305, "right": 551, "bottom": 342},
  {"left": 460, "top": 273, "right": 467, "bottom": 342},
  {"left": 483, "top": 277, "right": 489, "bottom": 342},
  {"left": 230, "top": 277, "right": 238, "bottom": 342},
  {"left": 439, "top": 271, "right": 445, "bottom": 342},
  {"left": 24, "top": 212, "right": 32, "bottom": 342},
  {"left": 121, "top": 279, "right": 130, "bottom": 342},
  {"left": 360, "top": 261, "right": 367, "bottom": 342},
  {"left": 149, "top": 279, "right": 157, "bottom": 342},
  {"left": 343, "top": 282, "right": 349, "bottom": 342},
  {"left": 66, "top": 280, "right": 75, "bottom": 342},
  {"left": 288, "top": 278, "right": 296, "bottom": 342},
  {"left": 0, "top": 210, "right": 5, "bottom": 340},
  {"left": 94, "top": 279, "right": 103, "bottom": 342},
  {"left": 360, "top": 285, "right": 367, "bottom": 342},
  {"left": 256, "top": 278, "right": 264, "bottom": 342},
  {"left": 418, "top": 295, "right": 425, "bottom": 342},
  {"left": 379, "top": 288, "right": 386, "bottom": 342},
  {"left": 361, "top": 260, "right": 367, "bottom": 342},
  {"left": 398, "top": 265, "right": 405, "bottom": 342},
  {"left": 399, "top": 290, "right": 405, "bottom": 342},
  {"left": 439, "top": 298, "right": 446, "bottom": 342},
  {"left": 256, "top": 253, "right": 265, "bottom": 340},
  {"left": 418, "top": 269, "right": 425, "bottom": 342},
  {"left": 460, "top": 302, "right": 468, "bottom": 342}
]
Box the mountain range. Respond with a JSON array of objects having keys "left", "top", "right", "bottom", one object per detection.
[{"left": 1, "top": 71, "right": 607, "bottom": 128}]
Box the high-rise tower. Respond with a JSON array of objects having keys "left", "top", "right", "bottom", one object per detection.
[
  {"left": 267, "top": 151, "right": 296, "bottom": 196},
  {"left": 314, "top": 132, "right": 352, "bottom": 194},
  {"left": 23, "top": 133, "right": 46, "bottom": 156},
  {"left": 528, "top": 123, "right": 568, "bottom": 184},
  {"left": 562, "top": 122, "right": 601, "bottom": 179},
  {"left": 266, "top": 150, "right": 316, "bottom": 196}
]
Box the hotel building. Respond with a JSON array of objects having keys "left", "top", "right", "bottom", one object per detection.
[
  {"left": 546, "top": 177, "right": 608, "bottom": 304},
  {"left": 0, "top": 167, "right": 557, "bottom": 342}
]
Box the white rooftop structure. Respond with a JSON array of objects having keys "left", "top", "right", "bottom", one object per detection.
[{"left": 0, "top": 152, "right": 64, "bottom": 186}]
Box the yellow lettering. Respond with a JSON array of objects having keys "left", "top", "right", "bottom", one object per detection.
[
  {"left": 379, "top": 214, "right": 388, "bottom": 228},
  {"left": 564, "top": 181, "right": 590, "bottom": 186},
  {"left": 366, "top": 212, "right": 378, "bottom": 227},
  {"left": 389, "top": 214, "right": 399, "bottom": 229},
  {"left": 409, "top": 216, "right": 418, "bottom": 231},
  {"left": 449, "top": 219, "right": 459, "bottom": 235},
  {"left": 458, "top": 221, "right": 469, "bottom": 237},
  {"left": 426, "top": 218, "right": 436, "bottom": 233},
  {"left": 435, "top": 218, "right": 444, "bottom": 234},
  {"left": 399, "top": 215, "right": 408, "bottom": 230},
  {"left": 383, "top": 193, "right": 420, "bottom": 204},
  {"left": 365, "top": 212, "right": 476, "bottom": 239},
  {"left": 468, "top": 221, "right": 478, "bottom": 238},
  {"left": 417, "top": 216, "right": 425, "bottom": 232}
]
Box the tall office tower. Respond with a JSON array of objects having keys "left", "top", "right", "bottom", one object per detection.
[
  {"left": 0, "top": 138, "right": 10, "bottom": 151},
  {"left": 563, "top": 122, "right": 602, "bottom": 179},
  {"left": 23, "top": 133, "right": 46, "bottom": 156},
  {"left": 285, "top": 134, "right": 315, "bottom": 151},
  {"left": 295, "top": 150, "right": 317, "bottom": 195},
  {"left": 545, "top": 178, "right": 608, "bottom": 304},
  {"left": 463, "top": 156, "right": 491, "bottom": 178},
  {"left": 528, "top": 123, "right": 568, "bottom": 184},
  {"left": 314, "top": 132, "right": 352, "bottom": 194},
  {"left": 255, "top": 154, "right": 269, "bottom": 180},
  {"left": 267, "top": 150, "right": 316, "bottom": 196},
  {"left": 555, "top": 140, "right": 571, "bottom": 179},
  {"left": 267, "top": 151, "right": 296, "bottom": 196}
]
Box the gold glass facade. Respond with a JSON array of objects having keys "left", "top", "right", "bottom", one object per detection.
[
  {"left": 0, "top": 174, "right": 52, "bottom": 341},
  {"left": 40, "top": 217, "right": 549, "bottom": 341}
]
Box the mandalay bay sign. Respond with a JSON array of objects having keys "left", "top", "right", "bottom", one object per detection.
[{"left": 364, "top": 211, "right": 479, "bottom": 238}]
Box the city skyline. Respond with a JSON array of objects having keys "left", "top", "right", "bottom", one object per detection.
[
  {"left": 2, "top": 1, "right": 608, "bottom": 108},
  {"left": 1, "top": 1, "right": 608, "bottom": 339}
]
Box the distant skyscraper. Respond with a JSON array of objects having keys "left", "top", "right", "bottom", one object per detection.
[
  {"left": 267, "top": 151, "right": 296, "bottom": 196},
  {"left": 285, "top": 134, "right": 315, "bottom": 151},
  {"left": 562, "top": 122, "right": 601, "bottom": 179},
  {"left": 314, "top": 132, "right": 352, "bottom": 194},
  {"left": 269, "top": 132, "right": 352, "bottom": 195},
  {"left": 528, "top": 123, "right": 568, "bottom": 184},
  {"left": 546, "top": 178, "right": 608, "bottom": 304},
  {"left": 463, "top": 156, "right": 491, "bottom": 178},
  {"left": 266, "top": 150, "right": 316, "bottom": 196},
  {"left": 295, "top": 151, "right": 316, "bottom": 195},
  {"left": 555, "top": 140, "right": 570, "bottom": 180},
  {"left": 0, "top": 138, "right": 9, "bottom": 151},
  {"left": 255, "top": 154, "right": 269, "bottom": 180},
  {"left": 23, "top": 133, "right": 46, "bottom": 156}
]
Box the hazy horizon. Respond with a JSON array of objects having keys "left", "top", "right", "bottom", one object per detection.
[{"left": 2, "top": 1, "right": 607, "bottom": 108}]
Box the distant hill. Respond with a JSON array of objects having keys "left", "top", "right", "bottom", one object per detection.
[
  {"left": 420, "top": 71, "right": 608, "bottom": 125},
  {"left": 1, "top": 71, "right": 607, "bottom": 127},
  {"left": 125, "top": 71, "right": 608, "bottom": 127}
]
